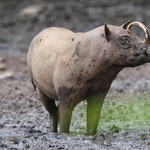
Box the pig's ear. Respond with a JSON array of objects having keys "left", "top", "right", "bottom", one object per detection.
[
  {"left": 121, "top": 20, "right": 131, "bottom": 29},
  {"left": 104, "top": 24, "right": 111, "bottom": 42}
]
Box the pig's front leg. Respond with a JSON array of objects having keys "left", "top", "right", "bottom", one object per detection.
[{"left": 86, "top": 93, "right": 107, "bottom": 135}]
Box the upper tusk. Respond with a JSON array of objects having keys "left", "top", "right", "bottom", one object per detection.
[{"left": 127, "top": 21, "right": 150, "bottom": 42}]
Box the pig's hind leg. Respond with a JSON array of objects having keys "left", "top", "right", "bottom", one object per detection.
[{"left": 38, "top": 88, "right": 58, "bottom": 132}]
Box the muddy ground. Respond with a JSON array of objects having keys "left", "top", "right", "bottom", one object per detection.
[
  {"left": 0, "top": 56, "right": 150, "bottom": 149},
  {"left": 1, "top": 0, "right": 150, "bottom": 149}
]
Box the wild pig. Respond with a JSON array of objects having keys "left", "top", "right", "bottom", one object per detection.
[{"left": 27, "top": 21, "right": 150, "bottom": 135}]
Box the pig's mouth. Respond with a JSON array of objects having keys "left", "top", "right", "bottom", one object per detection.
[{"left": 134, "top": 52, "right": 143, "bottom": 57}]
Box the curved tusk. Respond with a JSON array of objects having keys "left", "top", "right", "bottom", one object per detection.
[{"left": 127, "top": 21, "right": 150, "bottom": 43}]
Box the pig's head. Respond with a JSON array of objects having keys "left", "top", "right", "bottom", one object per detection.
[{"left": 104, "top": 21, "right": 150, "bottom": 67}]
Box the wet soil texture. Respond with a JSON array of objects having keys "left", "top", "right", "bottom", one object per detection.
[{"left": 1, "top": 0, "right": 150, "bottom": 149}]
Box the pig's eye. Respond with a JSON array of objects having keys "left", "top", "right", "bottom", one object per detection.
[
  {"left": 119, "top": 36, "right": 132, "bottom": 49},
  {"left": 120, "top": 37, "right": 129, "bottom": 44}
]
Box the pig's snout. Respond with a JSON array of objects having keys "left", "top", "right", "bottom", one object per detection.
[
  {"left": 144, "top": 44, "right": 150, "bottom": 55},
  {"left": 142, "top": 43, "right": 150, "bottom": 56}
]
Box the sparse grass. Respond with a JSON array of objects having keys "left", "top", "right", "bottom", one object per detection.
[{"left": 71, "top": 93, "right": 150, "bottom": 135}]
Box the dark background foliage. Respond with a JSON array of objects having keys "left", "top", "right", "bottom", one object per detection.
[{"left": 0, "top": 0, "right": 150, "bottom": 55}]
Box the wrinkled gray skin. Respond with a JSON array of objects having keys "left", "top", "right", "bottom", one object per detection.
[{"left": 27, "top": 21, "right": 150, "bottom": 135}]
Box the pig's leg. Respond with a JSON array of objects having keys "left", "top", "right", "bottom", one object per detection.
[
  {"left": 38, "top": 88, "right": 58, "bottom": 132},
  {"left": 59, "top": 101, "right": 74, "bottom": 134},
  {"left": 86, "top": 94, "right": 106, "bottom": 135}
]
